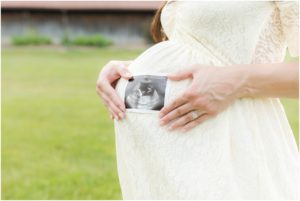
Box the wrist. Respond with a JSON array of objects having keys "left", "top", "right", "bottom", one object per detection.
[{"left": 232, "top": 64, "right": 255, "bottom": 98}]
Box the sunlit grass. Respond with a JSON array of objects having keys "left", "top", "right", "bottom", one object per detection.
[{"left": 2, "top": 46, "right": 143, "bottom": 199}]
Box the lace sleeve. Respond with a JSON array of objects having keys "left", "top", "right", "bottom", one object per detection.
[{"left": 275, "top": 1, "right": 299, "bottom": 57}]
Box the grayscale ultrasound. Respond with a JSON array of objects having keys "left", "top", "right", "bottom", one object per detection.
[{"left": 124, "top": 75, "right": 167, "bottom": 111}]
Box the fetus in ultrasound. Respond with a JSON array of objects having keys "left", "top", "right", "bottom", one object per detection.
[{"left": 124, "top": 75, "right": 167, "bottom": 111}]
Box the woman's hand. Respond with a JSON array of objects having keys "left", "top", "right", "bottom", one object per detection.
[
  {"left": 159, "top": 61, "right": 299, "bottom": 132},
  {"left": 96, "top": 60, "right": 132, "bottom": 120},
  {"left": 159, "top": 64, "right": 248, "bottom": 132}
]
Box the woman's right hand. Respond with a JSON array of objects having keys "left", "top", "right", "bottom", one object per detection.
[{"left": 96, "top": 60, "right": 133, "bottom": 120}]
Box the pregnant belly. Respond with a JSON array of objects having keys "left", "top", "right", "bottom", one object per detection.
[
  {"left": 113, "top": 41, "right": 298, "bottom": 199},
  {"left": 115, "top": 40, "right": 222, "bottom": 114},
  {"left": 113, "top": 40, "right": 289, "bottom": 142}
]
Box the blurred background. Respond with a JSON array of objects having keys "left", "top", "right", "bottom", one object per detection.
[{"left": 1, "top": 1, "right": 299, "bottom": 200}]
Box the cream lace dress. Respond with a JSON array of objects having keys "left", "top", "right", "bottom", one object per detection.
[{"left": 114, "top": 1, "right": 299, "bottom": 199}]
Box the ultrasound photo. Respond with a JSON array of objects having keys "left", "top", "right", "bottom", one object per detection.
[{"left": 124, "top": 75, "right": 167, "bottom": 111}]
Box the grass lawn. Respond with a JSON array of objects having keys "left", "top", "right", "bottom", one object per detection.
[{"left": 1, "top": 46, "right": 299, "bottom": 200}]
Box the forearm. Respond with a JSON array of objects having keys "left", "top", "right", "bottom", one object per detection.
[{"left": 237, "top": 61, "right": 299, "bottom": 99}]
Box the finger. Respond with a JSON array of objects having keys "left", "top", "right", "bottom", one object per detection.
[
  {"left": 115, "top": 64, "right": 132, "bottom": 79},
  {"left": 107, "top": 107, "right": 116, "bottom": 120},
  {"left": 98, "top": 79, "right": 126, "bottom": 112},
  {"left": 99, "top": 92, "right": 118, "bottom": 119},
  {"left": 167, "top": 111, "right": 206, "bottom": 131},
  {"left": 97, "top": 93, "right": 116, "bottom": 120},
  {"left": 160, "top": 103, "right": 194, "bottom": 126},
  {"left": 159, "top": 95, "right": 188, "bottom": 118},
  {"left": 168, "top": 69, "right": 193, "bottom": 81},
  {"left": 181, "top": 114, "right": 212, "bottom": 132},
  {"left": 101, "top": 91, "right": 124, "bottom": 120},
  {"left": 105, "top": 103, "right": 115, "bottom": 120}
]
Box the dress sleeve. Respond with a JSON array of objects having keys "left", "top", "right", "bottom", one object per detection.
[{"left": 275, "top": 1, "right": 299, "bottom": 57}]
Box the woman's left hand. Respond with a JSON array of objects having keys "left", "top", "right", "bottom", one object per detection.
[{"left": 159, "top": 64, "right": 248, "bottom": 132}]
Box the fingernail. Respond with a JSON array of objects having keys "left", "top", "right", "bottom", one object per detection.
[
  {"left": 160, "top": 120, "right": 165, "bottom": 126},
  {"left": 159, "top": 112, "right": 164, "bottom": 118},
  {"left": 110, "top": 114, "right": 114, "bottom": 120},
  {"left": 115, "top": 115, "right": 119, "bottom": 121},
  {"left": 119, "top": 112, "right": 124, "bottom": 119}
]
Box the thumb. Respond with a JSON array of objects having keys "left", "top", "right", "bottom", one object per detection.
[
  {"left": 168, "top": 69, "right": 193, "bottom": 81},
  {"left": 117, "top": 64, "right": 132, "bottom": 79}
]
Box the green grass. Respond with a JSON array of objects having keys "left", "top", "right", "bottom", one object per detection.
[
  {"left": 1, "top": 47, "right": 299, "bottom": 199},
  {"left": 2, "top": 47, "right": 143, "bottom": 200}
]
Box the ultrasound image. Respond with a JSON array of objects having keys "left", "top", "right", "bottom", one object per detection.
[{"left": 124, "top": 75, "right": 167, "bottom": 111}]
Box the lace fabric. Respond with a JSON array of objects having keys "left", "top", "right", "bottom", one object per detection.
[{"left": 113, "top": 1, "right": 300, "bottom": 199}]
